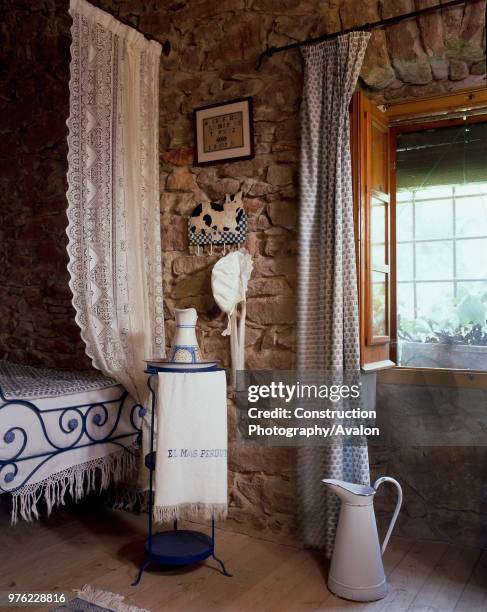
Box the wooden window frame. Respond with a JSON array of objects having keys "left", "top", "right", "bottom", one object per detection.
[
  {"left": 368, "top": 116, "right": 391, "bottom": 347},
  {"left": 386, "top": 88, "right": 487, "bottom": 124},
  {"left": 352, "top": 91, "right": 395, "bottom": 371},
  {"left": 383, "top": 89, "right": 487, "bottom": 388}
]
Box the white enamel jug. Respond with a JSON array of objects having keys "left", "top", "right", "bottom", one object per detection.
[{"left": 322, "top": 477, "right": 403, "bottom": 602}]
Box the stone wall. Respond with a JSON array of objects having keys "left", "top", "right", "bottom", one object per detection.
[
  {"left": 372, "top": 382, "right": 487, "bottom": 549},
  {"left": 0, "top": 0, "right": 485, "bottom": 542},
  {"left": 132, "top": 0, "right": 486, "bottom": 541},
  {"left": 0, "top": 0, "right": 90, "bottom": 369}
]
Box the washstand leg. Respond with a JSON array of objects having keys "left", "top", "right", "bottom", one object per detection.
[
  {"left": 211, "top": 551, "right": 232, "bottom": 577},
  {"left": 132, "top": 374, "right": 156, "bottom": 588},
  {"left": 210, "top": 517, "right": 232, "bottom": 577},
  {"left": 132, "top": 558, "right": 152, "bottom": 587}
]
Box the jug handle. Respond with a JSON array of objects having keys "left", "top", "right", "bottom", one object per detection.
[{"left": 373, "top": 476, "right": 403, "bottom": 555}]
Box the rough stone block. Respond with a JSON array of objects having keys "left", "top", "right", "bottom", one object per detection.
[
  {"left": 446, "top": 40, "right": 485, "bottom": 63},
  {"left": 228, "top": 443, "right": 295, "bottom": 476},
  {"left": 393, "top": 59, "right": 433, "bottom": 85},
  {"left": 161, "top": 213, "right": 188, "bottom": 250},
  {"left": 450, "top": 59, "right": 469, "bottom": 81},
  {"left": 429, "top": 57, "right": 449, "bottom": 81},
  {"left": 266, "top": 164, "right": 295, "bottom": 187},
  {"left": 166, "top": 168, "right": 198, "bottom": 192},
  {"left": 246, "top": 296, "right": 295, "bottom": 325},
  {"left": 267, "top": 201, "right": 297, "bottom": 229},
  {"left": 172, "top": 255, "right": 216, "bottom": 276},
  {"left": 250, "top": 0, "right": 313, "bottom": 14},
  {"left": 247, "top": 276, "right": 293, "bottom": 298},
  {"left": 162, "top": 148, "right": 194, "bottom": 166},
  {"left": 253, "top": 256, "right": 296, "bottom": 280},
  {"left": 470, "top": 60, "right": 487, "bottom": 75}
]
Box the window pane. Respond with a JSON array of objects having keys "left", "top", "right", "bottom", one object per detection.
[
  {"left": 371, "top": 198, "right": 386, "bottom": 266},
  {"left": 416, "top": 282, "right": 455, "bottom": 321},
  {"left": 414, "top": 186, "right": 453, "bottom": 200},
  {"left": 397, "top": 243, "right": 414, "bottom": 281},
  {"left": 396, "top": 190, "right": 412, "bottom": 203},
  {"left": 416, "top": 241, "right": 453, "bottom": 280},
  {"left": 397, "top": 282, "right": 415, "bottom": 320},
  {"left": 371, "top": 120, "right": 388, "bottom": 194},
  {"left": 455, "top": 182, "right": 487, "bottom": 197},
  {"left": 456, "top": 195, "right": 487, "bottom": 237},
  {"left": 372, "top": 271, "right": 387, "bottom": 337},
  {"left": 396, "top": 123, "right": 487, "bottom": 370},
  {"left": 415, "top": 199, "right": 453, "bottom": 240},
  {"left": 456, "top": 282, "right": 487, "bottom": 328},
  {"left": 372, "top": 245, "right": 385, "bottom": 267},
  {"left": 457, "top": 239, "right": 487, "bottom": 279},
  {"left": 457, "top": 281, "right": 487, "bottom": 302},
  {"left": 396, "top": 202, "right": 413, "bottom": 242}
]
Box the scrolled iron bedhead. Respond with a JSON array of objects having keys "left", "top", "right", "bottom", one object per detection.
[{"left": 0, "top": 385, "right": 145, "bottom": 493}]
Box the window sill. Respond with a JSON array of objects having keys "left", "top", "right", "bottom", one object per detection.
[
  {"left": 361, "top": 360, "right": 395, "bottom": 372},
  {"left": 378, "top": 366, "right": 487, "bottom": 390}
]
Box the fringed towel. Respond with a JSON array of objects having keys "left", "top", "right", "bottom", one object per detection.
[{"left": 154, "top": 369, "right": 228, "bottom": 523}]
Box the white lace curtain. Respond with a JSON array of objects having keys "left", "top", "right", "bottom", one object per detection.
[{"left": 66, "top": 0, "right": 164, "bottom": 404}]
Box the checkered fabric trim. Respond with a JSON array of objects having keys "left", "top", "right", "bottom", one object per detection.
[{"left": 188, "top": 211, "right": 247, "bottom": 246}]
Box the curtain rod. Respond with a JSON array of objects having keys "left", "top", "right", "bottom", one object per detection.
[
  {"left": 118, "top": 17, "right": 167, "bottom": 46},
  {"left": 256, "top": 0, "right": 483, "bottom": 69},
  {"left": 89, "top": 1, "right": 161, "bottom": 45},
  {"left": 115, "top": 14, "right": 158, "bottom": 43}
]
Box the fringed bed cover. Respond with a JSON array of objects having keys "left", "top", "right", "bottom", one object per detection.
[{"left": 0, "top": 361, "right": 142, "bottom": 523}]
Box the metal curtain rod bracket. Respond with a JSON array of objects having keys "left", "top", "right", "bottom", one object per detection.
[
  {"left": 256, "top": 0, "right": 483, "bottom": 70},
  {"left": 113, "top": 14, "right": 161, "bottom": 44},
  {"left": 91, "top": 1, "right": 161, "bottom": 44}
]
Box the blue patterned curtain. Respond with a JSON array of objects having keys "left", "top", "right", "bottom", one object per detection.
[{"left": 297, "top": 32, "right": 370, "bottom": 556}]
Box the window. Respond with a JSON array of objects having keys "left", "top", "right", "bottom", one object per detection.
[
  {"left": 396, "top": 121, "right": 487, "bottom": 371},
  {"left": 351, "top": 89, "right": 487, "bottom": 375}
]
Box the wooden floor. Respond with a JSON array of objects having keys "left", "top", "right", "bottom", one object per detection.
[{"left": 1, "top": 502, "right": 487, "bottom": 612}]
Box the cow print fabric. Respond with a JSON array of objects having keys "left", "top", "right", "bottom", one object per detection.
[{"left": 188, "top": 192, "right": 247, "bottom": 247}]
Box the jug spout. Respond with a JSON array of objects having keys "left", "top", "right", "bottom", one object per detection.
[{"left": 322, "top": 479, "right": 375, "bottom": 505}]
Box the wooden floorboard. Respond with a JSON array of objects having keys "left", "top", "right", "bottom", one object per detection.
[
  {"left": 346, "top": 540, "right": 449, "bottom": 612},
  {"left": 95, "top": 523, "right": 249, "bottom": 611},
  {"left": 1, "top": 506, "right": 486, "bottom": 612},
  {"left": 153, "top": 532, "right": 298, "bottom": 611},
  {"left": 454, "top": 550, "right": 487, "bottom": 612},
  {"left": 408, "top": 544, "right": 481, "bottom": 612},
  {"left": 226, "top": 548, "right": 325, "bottom": 612}
]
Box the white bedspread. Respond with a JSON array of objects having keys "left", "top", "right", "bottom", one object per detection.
[
  {"left": 0, "top": 361, "right": 141, "bottom": 522},
  {"left": 0, "top": 360, "right": 117, "bottom": 399}
]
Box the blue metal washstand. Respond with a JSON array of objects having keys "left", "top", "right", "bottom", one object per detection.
[{"left": 132, "top": 367, "right": 231, "bottom": 586}]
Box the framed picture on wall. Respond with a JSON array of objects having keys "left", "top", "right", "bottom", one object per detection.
[{"left": 193, "top": 97, "right": 254, "bottom": 166}]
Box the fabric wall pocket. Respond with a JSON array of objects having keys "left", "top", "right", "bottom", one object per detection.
[{"left": 188, "top": 191, "right": 247, "bottom": 252}]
